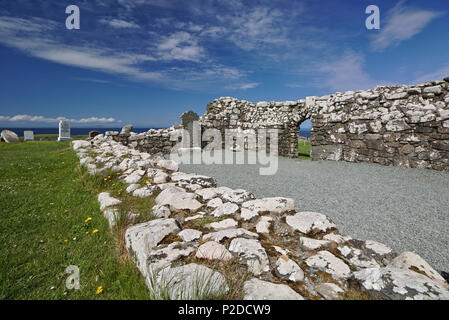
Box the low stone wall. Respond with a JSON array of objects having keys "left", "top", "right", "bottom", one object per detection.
[
  {"left": 106, "top": 128, "right": 178, "bottom": 156},
  {"left": 71, "top": 136, "right": 449, "bottom": 300}
]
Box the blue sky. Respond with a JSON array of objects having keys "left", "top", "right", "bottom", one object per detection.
[{"left": 0, "top": 0, "right": 448, "bottom": 128}]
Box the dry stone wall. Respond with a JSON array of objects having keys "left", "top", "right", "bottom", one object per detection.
[
  {"left": 201, "top": 77, "right": 449, "bottom": 171},
  {"left": 71, "top": 136, "right": 449, "bottom": 300}
]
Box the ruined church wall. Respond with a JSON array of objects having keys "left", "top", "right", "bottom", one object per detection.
[{"left": 200, "top": 78, "right": 449, "bottom": 171}]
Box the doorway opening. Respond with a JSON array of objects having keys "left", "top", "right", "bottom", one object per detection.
[{"left": 298, "top": 119, "right": 311, "bottom": 159}]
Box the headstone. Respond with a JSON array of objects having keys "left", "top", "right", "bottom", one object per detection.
[
  {"left": 24, "top": 130, "right": 34, "bottom": 141},
  {"left": 58, "top": 120, "right": 71, "bottom": 141},
  {"left": 1, "top": 130, "right": 20, "bottom": 143},
  {"left": 180, "top": 110, "right": 199, "bottom": 148},
  {"left": 120, "top": 124, "right": 133, "bottom": 134},
  {"left": 89, "top": 130, "right": 100, "bottom": 139}
]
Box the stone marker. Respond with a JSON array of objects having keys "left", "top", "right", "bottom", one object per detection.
[
  {"left": 1, "top": 130, "right": 20, "bottom": 143},
  {"left": 23, "top": 130, "right": 34, "bottom": 141},
  {"left": 180, "top": 110, "right": 199, "bottom": 148},
  {"left": 58, "top": 120, "right": 71, "bottom": 141}
]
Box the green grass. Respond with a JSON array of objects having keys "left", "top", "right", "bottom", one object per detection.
[
  {"left": 18, "top": 134, "right": 88, "bottom": 142},
  {"left": 298, "top": 140, "right": 311, "bottom": 160},
  {"left": 0, "top": 140, "right": 149, "bottom": 299}
]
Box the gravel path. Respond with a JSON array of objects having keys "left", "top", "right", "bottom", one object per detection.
[{"left": 180, "top": 156, "right": 449, "bottom": 272}]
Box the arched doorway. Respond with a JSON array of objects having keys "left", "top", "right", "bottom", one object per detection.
[{"left": 298, "top": 119, "right": 311, "bottom": 159}]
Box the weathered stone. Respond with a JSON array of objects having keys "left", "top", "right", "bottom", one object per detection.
[
  {"left": 125, "top": 218, "right": 180, "bottom": 276},
  {"left": 353, "top": 267, "right": 449, "bottom": 300},
  {"left": 365, "top": 240, "right": 392, "bottom": 256},
  {"left": 152, "top": 204, "right": 171, "bottom": 218},
  {"left": 147, "top": 241, "right": 196, "bottom": 274},
  {"left": 195, "top": 241, "right": 232, "bottom": 261},
  {"left": 243, "top": 278, "right": 304, "bottom": 300},
  {"left": 315, "top": 283, "right": 344, "bottom": 300},
  {"left": 239, "top": 208, "right": 259, "bottom": 222},
  {"left": 72, "top": 140, "right": 90, "bottom": 150},
  {"left": 120, "top": 124, "right": 133, "bottom": 134},
  {"left": 208, "top": 218, "right": 238, "bottom": 230},
  {"left": 149, "top": 263, "right": 228, "bottom": 299},
  {"left": 300, "top": 237, "right": 331, "bottom": 251},
  {"left": 156, "top": 159, "right": 179, "bottom": 172},
  {"left": 206, "top": 197, "right": 223, "bottom": 208},
  {"left": 211, "top": 202, "right": 239, "bottom": 217},
  {"left": 97, "top": 192, "right": 122, "bottom": 211},
  {"left": 275, "top": 255, "right": 304, "bottom": 282},
  {"left": 228, "top": 238, "right": 270, "bottom": 275},
  {"left": 255, "top": 216, "right": 273, "bottom": 234},
  {"left": 388, "top": 251, "right": 447, "bottom": 285},
  {"left": 305, "top": 251, "right": 351, "bottom": 280},
  {"left": 242, "top": 197, "right": 294, "bottom": 214},
  {"left": 203, "top": 228, "right": 258, "bottom": 242},
  {"left": 286, "top": 212, "right": 337, "bottom": 234},
  {"left": 178, "top": 229, "right": 202, "bottom": 242}
]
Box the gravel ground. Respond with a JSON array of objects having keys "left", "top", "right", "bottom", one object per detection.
[{"left": 180, "top": 155, "right": 449, "bottom": 272}]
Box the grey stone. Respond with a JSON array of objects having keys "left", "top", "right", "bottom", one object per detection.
[
  {"left": 125, "top": 218, "right": 180, "bottom": 276},
  {"left": 97, "top": 192, "right": 122, "bottom": 211},
  {"left": 243, "top": 278, "right": 304, "bottom": 300},
  {"left": 305, "top": 250, "right": 351, "bottom": 280},
  {"left": 286, "top": 212, "right": 337, "bottom": 234},
  {"left": 242, "top": 197, "right": 294, "bottom": 214},
  {"left": 196, "top": 241, "right": 232, "bottom": 261},
  {"left": 149, "top": 263, "right": 228, "bottom": 300},
  {"left": 275, "top": 256, "right": 305, "bottom": 282},
  {"left": 316, "top": 283, "right": 344, "bottom": 300},
  {"left": 203, "top": 228, "right": 258, "bottom": 242},
  {"left": 228, "top": 238, "right": 270, "bottom": 275},
  {"left": 178, "top": 229, "right": 202, "bottom": 242},
  {"left": 353, "top": 267, "right": 449, "bottom": 300}
]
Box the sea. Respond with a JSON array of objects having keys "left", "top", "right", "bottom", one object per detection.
[{"left": 4, "top": 127, "right": 312, "bottom": 138}]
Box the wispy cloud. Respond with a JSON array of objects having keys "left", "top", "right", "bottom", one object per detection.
[
  {"left": 0, "top": 16, "right": 162, "bottom": 81},
  {"left": 225, "top": 82, "right": 260, "bottom": 90},
  {"left": 0, "top": 114, "right": 121, "bottom": 124},
  {"left": 99, "top": 17, "right": 140, "bottom": 29},
  {"left": 371, "top": 1, "right": 443, "bottom": 51},
  {"left": 412, "top": 64, "right": 449, "bottom": 84},
  {"left": 157, "top": 31, "right": 204, "bottom": 62},
  {"left": 316, "top": 52, "right": 388, "bottom": 92}
]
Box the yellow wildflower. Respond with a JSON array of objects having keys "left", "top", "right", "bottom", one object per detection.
[
  {"left": 112, "top": 184, "right": 115, "bottom": 187},
  {"left": 96, "top": 286, "right": 103, "bottom": 294},
  {"left": 93, "top": 229, "right": 99, "bottom": 234},
  {"left": 103, "top": 178, "right": 107, "bottom": 181},
  {"left": 85, "top": 217, "right": 92, "bottom": 223},
  {"left": 64, "top": 239, "right": 68, "bottom": 243},
  {"left": 85, "top": 231, "right": 89, "bottom": 235},
  {"left": 146, "top": 181, "right": 150, "bottom": 184}
]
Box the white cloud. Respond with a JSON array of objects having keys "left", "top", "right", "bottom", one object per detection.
[
  {"left": 157, "top": 31, "right": 204, "bottom": 62},
  {"left": 371, "top": 1, "right": 443, "bottom": 51},
  {"left": 412, "top": 64, "right": 449, "bottom": 84},
  {"left": 0, "top": 114, "right": 121, "bottom": 124},
  {"left": 225, "top": 82, "right": 260, "bottom": 90},
  {"left": 100, "top": 17, "right": 140, "bottom": 29},
  {"left": 317, "top": 52, "right": 388, "bottom": 92},
  {"left": 0, "top": 16, "right": 162, "bottom": 81},
  {"left": 219, "top": 6, "right": 289, "bottom": 50}
]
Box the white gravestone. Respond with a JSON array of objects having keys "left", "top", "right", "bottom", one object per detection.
[
  {"left": 24, "top": 130, "right": 34, "bottom": 141},
  {"left": 58, "top": 120, "right": 71, "bottom": 141}
]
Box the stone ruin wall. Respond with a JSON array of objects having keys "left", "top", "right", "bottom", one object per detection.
[
  {"left": 201, "top": 77, "right": 449, "bottom": 171},
  {"left": 109, "top": 77, "right": 449, "bottom": 171}
]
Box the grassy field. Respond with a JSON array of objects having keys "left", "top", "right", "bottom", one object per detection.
[
  {"left": 298, "top": 140, "right": 311, "bottom": 159},
  {"left": 0, "top": 140, "right": 149, "bottom": 299},
  {"left": 17, "top": 134, "right": 88, "bottom": 142}
]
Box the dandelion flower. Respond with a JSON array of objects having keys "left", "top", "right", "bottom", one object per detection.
[
  {"left": 103, "top": 178, "right": 107, "bottom": 181},
  {"left": 96, "top": 286, "right": 103, "bottom": 294},
  {"left": 85, "top": 231, "right": 89, "bottom": 235},
  {"left": 64, "top": 239, "right": 68, "bottom": 243},
  {"left": 146, "top": 181, "right": 150, "bottom": 184},
  {"left": 93, "top": 229, "right": 99, "bottom": 233},
  {"left": 85, "top": 217, "right": 92, "bottom": 223}
]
